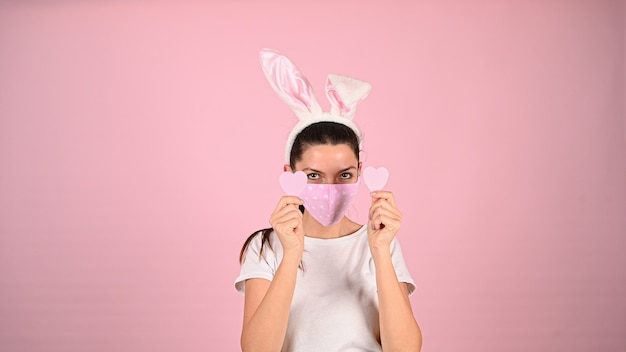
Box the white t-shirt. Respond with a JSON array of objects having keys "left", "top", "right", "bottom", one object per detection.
[{"left": 235, "top": 225, "right": 416, "bottom": 352}]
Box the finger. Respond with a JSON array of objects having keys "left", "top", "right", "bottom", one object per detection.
[
  {"left": 371, "top": 213, "right": 401, "bottom": 232},
  {"left": 272, "top": 208, "right": 302, "bottom": 224},
  {"left": 273, "top": 202, "right": 302, "bottom": 217},
  {"left": 271, "top": 205, "right": 303, "bottom": 225},
  {"left": 371, "top": 210, "right": 401, "bottom": 229},
  {"left": 369, "top": 198, "right": 398, "bottom": 215},
  {"left": 273, "top": 211, "right": 303, "bottom": 233},
  {"left": 371, "top": 206, "right": 401, "bottom": 222},
  {"left": 368, "top": 214, "right": 383, "bottom": 230},
  {"left": 273, "top": 196, "right": 304, "bottom": 212},
  {"left": 275, "top": 217, "right": 302, "bottom": 234},
  {"left": 370, "top": 191, "right": 397, "bottom": 208},
  {"left": 369, "top": 199, "right": 401, "bottom": 220},
  {"left": 368, "top": 219, "right": 378, "bottom": 231},
  {"left": 370, "top": 204, "right": 402, "bottom": 227}
]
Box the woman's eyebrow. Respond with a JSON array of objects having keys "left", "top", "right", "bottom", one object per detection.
[
  {"left": 302, "top": 166, "right": 357, "bottom": 174},
  {"left": 302, "top": 167, "right": 324, "bottom": 174}
]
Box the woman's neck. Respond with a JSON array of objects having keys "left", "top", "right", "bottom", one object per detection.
[{"left": 302, "top": 211, "right": 362, "bottom": 239}]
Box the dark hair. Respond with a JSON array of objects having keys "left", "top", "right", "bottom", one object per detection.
[
  {"left": 239, "top": 122, "right": 361, "bottom": 264},
  {"left": 288, "top": 122, "right": 360, "bottom": 170}
]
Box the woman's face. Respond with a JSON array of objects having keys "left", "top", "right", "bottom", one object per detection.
[{"left": 286, "top": 143, "right": 361, "bottom": 184}]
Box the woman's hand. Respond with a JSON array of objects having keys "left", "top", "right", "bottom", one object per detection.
[
  {"left": 269, "top": 196, "right": 305, "bottom": 259},
  {"left": 367, "top": 191, "right": 402, "bottom": 252},
  {"left": 368, "top": 191, "right": 422, "bottom": 351}
]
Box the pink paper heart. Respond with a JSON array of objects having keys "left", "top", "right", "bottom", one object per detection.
[
  {"left": 279, "top": 171, "right": 308, "bottom": 196},
  {"left": 363, "top": 166, "right": 389, "bottom": 191}
]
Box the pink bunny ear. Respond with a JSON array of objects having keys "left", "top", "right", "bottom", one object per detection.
[
  {"left": 325, "top": 74, "right": 372, "bottom": 119},
  {"left": 260, "top": 49, "right": 321, "bottom": 119}
]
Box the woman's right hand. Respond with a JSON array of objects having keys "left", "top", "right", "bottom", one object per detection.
[{"left": 269, "top": 196, "right": 304, "bottom": 259}]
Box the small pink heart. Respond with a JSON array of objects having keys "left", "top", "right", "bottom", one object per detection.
[
  {"left": 363, "top": 166, "right": 389, "bottom": 191},
  {"left": 279, "top": 171, "right": 307, "bottom": 196}
]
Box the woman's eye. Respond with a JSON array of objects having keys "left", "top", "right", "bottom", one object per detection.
[
  {"left": 307, "top": 173, "right": 320, "bottom": 180},
  {"left": 340, "top": 173, "right": 352, "bottom": 179}
]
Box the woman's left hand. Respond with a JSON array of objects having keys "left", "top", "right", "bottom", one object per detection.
[{"left": 367, "top": 191, "right": 402, "bottom": 251}]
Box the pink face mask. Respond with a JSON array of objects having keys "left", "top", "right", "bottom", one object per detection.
[{"left": 299, "top": 179, "right": 360, "bottom": 227}]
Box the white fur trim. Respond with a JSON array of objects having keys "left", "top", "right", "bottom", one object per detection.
[{"left": 284, "top": 113, "right": 362, "bottom": 164}]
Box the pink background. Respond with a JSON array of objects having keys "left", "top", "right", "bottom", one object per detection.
[{"left": 1, "top": 0, "right": 625, "bottom": 351}]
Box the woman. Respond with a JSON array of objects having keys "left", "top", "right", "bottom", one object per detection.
[{"left": 235, "top": 49, "right": 422, "bottom": 351}]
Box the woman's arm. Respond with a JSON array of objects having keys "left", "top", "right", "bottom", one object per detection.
[
  {"left": 240, "top": 196, "right": 304, "bottom": 352},
  {"left": 368, "top": 191, "right": 422, "bottom": 351},
  {"left": 241, "top": 253, "right": 301, "bottom": 352},
  {"left": 371, "top": 248, "right": 422, "bottom": 351}
]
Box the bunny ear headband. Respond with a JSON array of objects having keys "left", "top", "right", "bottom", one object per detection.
[{"left": 259, "top": 49, "right": 372, "bottom": 164}]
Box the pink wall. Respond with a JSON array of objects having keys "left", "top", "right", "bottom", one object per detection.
[{"left": 1, "top": 1, "right": 624, "bottom": 351}]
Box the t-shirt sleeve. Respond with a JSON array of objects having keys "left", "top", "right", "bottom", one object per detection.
[
  {"left": 234, "top": 231, "right": 279, "bottom": 295},
  {"left": 390, "top": 238, "right": 417, "bottom": 295}
]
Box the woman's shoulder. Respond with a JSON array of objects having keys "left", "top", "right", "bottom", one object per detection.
[
  {"left": 250, "top": 228, "right": 280, "bottom": 246},
  {"left": 239, "top": 228, "right": 281, "bottom": 263}
]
